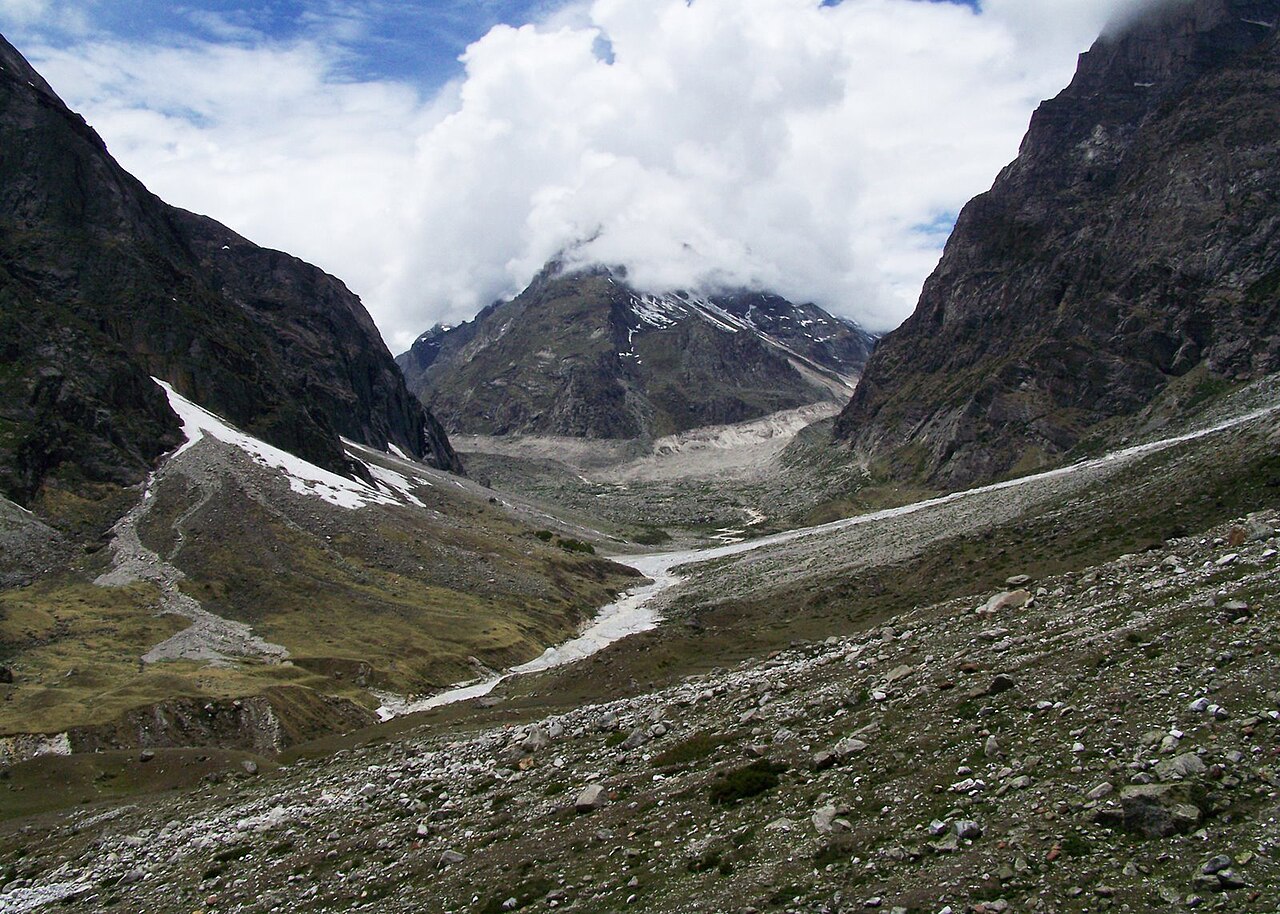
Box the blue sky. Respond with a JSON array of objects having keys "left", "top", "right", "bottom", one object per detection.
[
  {"left": 0, "top": 0, "right": 1131, "bottom": 347},
  {"left": 11, "top": 0, "right": 982, "bottom": 91},
  {"left": 75, "top": 1, "right": 558, "bottom": 85},
  {"left": 6, "top": 1, "right": 562, "bottom": 87}
]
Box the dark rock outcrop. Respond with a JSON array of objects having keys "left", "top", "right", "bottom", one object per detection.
[
  {"left": 833, "top": 0, "right": 1280, "bottom": 487},
  {"left": 0, "top": 33, "right": 459, "bottom": 519},
  {"left": 400, "top": 264, "right": 876, "bottom": 440},
  {"left": 64, "top": 688, "right": 379, "bottom": 756}
]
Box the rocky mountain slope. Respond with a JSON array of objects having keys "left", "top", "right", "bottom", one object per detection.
[
  {"left": 0, "top": 32, "right": 459, "bottom": 544},
  {"left": 833, "top": 0, "right": 1280, "bottom": 488},
  {"left": 0, "top": 36, "right": 645, "bottom": 765},
  {"left": 399, "top": 264, "right": 875, "bottom": 440},
  {"left": 0, "top": 383, "right": 637, "bottom": 767}
]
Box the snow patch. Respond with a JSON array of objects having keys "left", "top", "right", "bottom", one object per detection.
[
  {"left": 376, "top": 552, "right": 677, "bottom": 718},
  {"left": 367, "top": 464, "right": 428, "bottom": 507},
  {"left": 155, "top": 379, "right": 398, "bottom": 511},
  {"left": 631, "top": 294, "right": 683, "bottom": 329}
]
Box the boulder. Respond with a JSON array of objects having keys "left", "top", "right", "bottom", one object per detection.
[
  {"left": 576, "top": 784, "right": 608, "bottom": 813},
  {"left": 978, "top": 591, "right": 1032, "bottom": 616}
]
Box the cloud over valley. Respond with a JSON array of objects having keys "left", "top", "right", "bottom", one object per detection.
[{"left": 5, "top": 0, "right": 1148, "bottom": 348}]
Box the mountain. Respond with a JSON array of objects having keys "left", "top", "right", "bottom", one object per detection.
[
  {"left": 0, "top": 37, "right": 647, "bottom": 758},
  {"left": 398, "top": 264, "right": 876, "bottom": 440},
  {"left": 833, "top": 0, "right": 1280, "bottom": 488},
  {"left": 0, "top": 33, "right": 459, "bottom": 538}
]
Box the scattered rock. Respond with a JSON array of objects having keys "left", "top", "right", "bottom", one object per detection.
[
  {"left": 884, "top": 664, "right": 914, "bottom": 685},
  {"left": 812, "top": 805, "right": 840, "bottom": 835},
  {"left": 986, "top": 674, "right": 1017, "bottom": 696},
  {"left": 1221, "top": 600, "right": 1251, "bottom": 622},
  {"left": 834, "top": 737, "right": 868, "bottom": 758},
  {"left": 596, "top": 712, "right": 620, "bottom": 732},
  {"left": 1201, "top": 855, "right": 1233, "bottom": 875},
  {"left": 1245, "top": 515, "right": 1274, "bottom": 542},
  {"left": 1095, "top": 784, "right": 1202, "bottom": 837},
  {"left": 1085, "top": 782, "right": 1113, "bottom": 801},
  {"left": 978, "top": 591, "right": 1032, "bottom": 615},
  {"left": 521, "top": 726, "right": 551, "bottom": 752},
  {"left": 620, "top": 727, "right": 650, "bottom": 751},
  {"left": 1154, "top": 752, "right": 1207, "bottom": 781},
  {"left": 575, "top": 784, "right": 608, "bottom": 813}
]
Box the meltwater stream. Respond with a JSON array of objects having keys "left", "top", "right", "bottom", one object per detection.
[{"left": 374, "top": 398, "right": 1280, "bottom": 720}]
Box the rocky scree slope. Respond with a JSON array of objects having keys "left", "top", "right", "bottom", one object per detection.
[
  {"left": 834, "top": 0, "right": 1280, "bottom": 489},
  {"left": 4, "top": 508, "right": 1278, "bottom": 914},
  {"left": 399, "top": 264, "right": 875, "bottom": 440},
  {"left": 0, "top": 33, "right": 459, "bottom": 539}
]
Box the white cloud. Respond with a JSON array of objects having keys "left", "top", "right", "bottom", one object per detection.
[
  {"left": 0, "top": 0, "right": 48, "bottom": 23},
  {"left": 0, "top": 0, "right": 88, "bottom": 33},
  {"left": 11, "top": 0, "right": 1143, "bottom": 350}
]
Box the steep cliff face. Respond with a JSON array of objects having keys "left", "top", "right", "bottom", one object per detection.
[
  {"left": 833, "top": 0, "right": 1280, "bottom": 487},
  {"left": 0, "top": 34, "right": 459, "bottom": 522},
  {"left": 400, "top": 265, "right": 875, "bottom": 440}
]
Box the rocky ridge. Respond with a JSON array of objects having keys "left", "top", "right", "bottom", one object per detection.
[{"left": 834, "top": 0, "right": 1280, "bottom": 488}]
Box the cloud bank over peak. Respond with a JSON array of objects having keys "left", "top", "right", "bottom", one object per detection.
[{"left": 7, "top": 0, "right": 1145, "bottom": 348}]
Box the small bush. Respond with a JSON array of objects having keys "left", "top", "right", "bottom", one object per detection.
[
  {"left": 687, "top": 850, "right": 735, "bottom": 876},
  {"left": 651, "top": 732, "right": 734, "bottom": 768},
  {"left": 633, "top": 527, "right": 672, "bottom": 546},
  {"left": 709, "top": 760, "right": 787, "bottom": 805},
  {"left": 1061, "top": 833, "right": 1092, "bottom": 857}
]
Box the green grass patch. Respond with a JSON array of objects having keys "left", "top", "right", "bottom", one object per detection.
[{"left": 478, "top": 876, "right": 556, "bottom": 913}]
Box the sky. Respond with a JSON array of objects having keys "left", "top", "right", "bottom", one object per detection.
[{"left": 0, "top": 0, "right": 1158, "bottom": 350}]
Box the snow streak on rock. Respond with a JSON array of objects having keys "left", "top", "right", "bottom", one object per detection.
[{"left": 156, "top": 379, "right": 399, "bottom": 511}]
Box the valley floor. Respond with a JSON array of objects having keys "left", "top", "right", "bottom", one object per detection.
[{"left": 2, "top": 379, "right": 1279, "bottom": 914}]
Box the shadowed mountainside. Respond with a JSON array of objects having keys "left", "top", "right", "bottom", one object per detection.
[
  {"left": 833, "top": 0, "right": 1280, "bottom": 488},
  {"left": 0, "top": 33, "right": 459, "bottom": 538}
]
